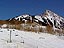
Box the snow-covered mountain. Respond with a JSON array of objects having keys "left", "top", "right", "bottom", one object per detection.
[
  {"left": 0, "top": 10, "right": 64, "bottom": 32},
  {"left": 8, "top": 14, "right": 32, "bottom": 21},
  {"left": 7, "top": 10, "right": 64, "bottom": 30},
  {"left": 42, "top": 10, "right": 64, "bottom": 30}
]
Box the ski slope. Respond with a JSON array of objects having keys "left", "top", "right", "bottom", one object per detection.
[{"left": 0, "top": 28, "right": 64, "bottom": 48}]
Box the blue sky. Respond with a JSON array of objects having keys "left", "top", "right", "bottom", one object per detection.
[{"left": 0, "top": 0, "right": 64, "bottom": 20}]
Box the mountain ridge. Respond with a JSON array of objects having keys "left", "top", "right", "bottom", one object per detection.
[{"left": 0, "top": 10, "right": 64, "bottom": 33}]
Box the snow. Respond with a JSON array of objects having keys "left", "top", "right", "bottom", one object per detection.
[
  {"left": 44, "top": 10, "right": 64, "bottom": 30},
  {"left": 35, "top": 15, "right": 44, "bottom": 22},
  {"left": 44, "top": 17, "right": 47, "bottom": 20},
  {"left": 0, "top": 28, "right": 64, "bottom": 48},
  {"left": 35, "top": 20, "right": 38, "bottom": 22},
  {"left": 15, "top": 14, "right": 30, "bottom": 21},
  {"left": 15, "top": 15, "right": 22, "bottom": 21},
  {"left": 40, "top": 26, "right": 46, "bottom": 28},
  {"left": 1, "top": 24, "right": 7, "bottom": 28},
  {"left": 22, "top": 14, "right": 29, "bottom": 18}
]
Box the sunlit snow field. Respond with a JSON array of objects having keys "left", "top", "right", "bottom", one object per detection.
[{"left": 0, "top": 28, "right": 64, "bottom": 48}]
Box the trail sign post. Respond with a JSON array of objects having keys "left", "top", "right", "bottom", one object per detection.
[{"left": 10, "top": 30, "right": 12, "bottom": 43}]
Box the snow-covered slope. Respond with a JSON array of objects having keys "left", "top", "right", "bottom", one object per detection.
[{"left": 0, "top": 28, "right": 64, "bottom": 48}]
